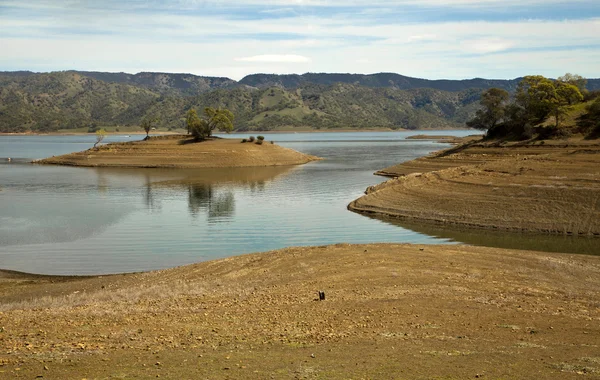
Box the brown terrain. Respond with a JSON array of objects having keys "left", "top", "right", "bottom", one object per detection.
[
  {"left": 349, "top": 138, "right": 600, "bottom": 236},
  {"left": 1, "top": 243, "right": 599, "bottom": 379},
  {"left": 38, "top": 135, "right": 320, "bottom": 168}
]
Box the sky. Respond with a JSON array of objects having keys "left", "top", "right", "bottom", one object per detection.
[{"left": 0, "top": 0, "right": 599, "bottom": 80}]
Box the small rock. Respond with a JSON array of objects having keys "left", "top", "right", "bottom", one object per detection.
[{"left": 310, "top": 353, "right": 315, "bottom": 358}]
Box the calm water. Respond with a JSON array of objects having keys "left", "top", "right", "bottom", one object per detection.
[{"left": 1, "top": 131, "right": 596, "bottom": 275}]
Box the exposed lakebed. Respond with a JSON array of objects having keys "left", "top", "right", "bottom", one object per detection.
[{"left": 0, "top": 131, "right": 596, "bottom": 275}]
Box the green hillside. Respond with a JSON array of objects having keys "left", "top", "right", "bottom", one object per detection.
[
  {"left": 0, "top": 72, "right": 159, "bottom": 132},
  {"left": 3, "top": 71, "right": 595, "bottom": 133}
]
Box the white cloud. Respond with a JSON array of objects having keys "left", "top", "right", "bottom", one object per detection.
[
  {"left": 234, "top": 54, "right": 312, "bottom": 63},
  {"left": 0, "top": 1, "right": 599, "bottom": 80},
  {"left": 462, "top": 38, "right": 515, "bottom": 54},
  {"left": 407, "top": 34, "right": 438, "bottom": 43}
]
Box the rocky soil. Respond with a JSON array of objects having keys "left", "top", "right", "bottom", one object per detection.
[
  {"left": 350, "top": 138, "right": 600, "bottom": 236},
  {"left": 1, "top": 243, "right": 599, "bottom": 379}
]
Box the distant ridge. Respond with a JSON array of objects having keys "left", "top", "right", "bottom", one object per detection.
[
  {"left": 3, "top": 70, "right": 599, "bottom": 94},
  {"left": 0, "top": 70, "right": 598, "bottom": 133},
  {"left": 239, "top": 72, "right": 529, "bottom": 92},
  {"left": 73, "top": 71, "right": 237, "bottom": 96}
]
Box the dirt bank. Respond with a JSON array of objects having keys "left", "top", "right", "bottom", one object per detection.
[
  {"left": 350, "top": 138, "right": 600, "bottom": 236},
  {"left": 37, "top": 135, "right": 320, "bottom": 168},
  {"left": 1, "top": 243, "right": 599, "bottom": 379}
]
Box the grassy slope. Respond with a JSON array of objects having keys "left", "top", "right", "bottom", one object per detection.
[{"left": 1, "top": 72, "right": 482, "bottom": 133}]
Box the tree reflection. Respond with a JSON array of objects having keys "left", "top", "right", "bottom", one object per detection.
[
  {"left": 188, "top": 184, "right": 235, "bottom": 222},
  {"left": 144, "top": 174, "right": 161, "bottom": 211}
]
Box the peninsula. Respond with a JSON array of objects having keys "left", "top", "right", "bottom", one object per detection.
[
  {"left": 349, "top": 137, "right": 600, "bottom": 236},
  {"left": 38, "top": 135, "right": 320, "bottom": 168}
]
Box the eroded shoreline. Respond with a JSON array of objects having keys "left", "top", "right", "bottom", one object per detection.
[{"left": 349, "top": 138, "right": 600, "bottom": 236}]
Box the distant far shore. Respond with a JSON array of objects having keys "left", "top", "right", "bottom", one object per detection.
[{"left": 0, "top": 127, "right": 476, "bottom": 136}]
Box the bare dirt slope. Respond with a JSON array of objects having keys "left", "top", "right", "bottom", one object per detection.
[
  {"left": 351, "top": 138, "right": 600, "bottom": 235},
  {"left": 1, "top": 244, "right": 599, "bottom": 379},
  {"left": 38, "top": 136, "right": 320, "bottom": 168}
]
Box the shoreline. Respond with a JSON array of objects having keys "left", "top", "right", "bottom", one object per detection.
[
  {"left": 349, "top": 137, "right": 600, "bottom": 237},
  {"left": 36, "top": 135, "right": 321, "bottom": 169},
  {"left": 1, "top": 243, "right": 599, "bottom": 378}
]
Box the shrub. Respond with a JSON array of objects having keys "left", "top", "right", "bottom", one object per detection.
[
  {"left": 255, "top": 139, "right": 263, "bottom": 145},
  {"left": 115, "top": 127, "right": 120, "bottom": 132},
  {"left": 241, "top": 139, "right": 248, "bottom": 143},
  {"left": 270, "top": 141, "right": 274, "bottom": 144},
  {"left": 257, "top": 135, "right": 265, "bottom": 141},
  {"left": 248, "top": 136, "right": 255, "bottom": 142}
]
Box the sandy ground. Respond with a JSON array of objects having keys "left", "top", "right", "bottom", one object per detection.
[
  {"left": 1, "top": 243, "right": 599, "bottom": 379},
  {"left": 350, "top": 138, "right": 600, "bottom": 236},
  {"left": 37, "top": 136, "right": 320, "bottom": 168}
]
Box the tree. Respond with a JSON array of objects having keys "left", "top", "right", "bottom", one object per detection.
[
  {"left": 515, "top": 75, "right": 583, "bottom": 127},
  {"left": 141, "top": 116, "right": 159, "bottom": 140},
  {"left": 186, "top": 108, "right": 201, "bottom": 135},
  {"left": 557, "top": 73, "right": 587, "bottom": 93},
  {"left": 466, "top": 88, "right": 509, "bottom": 132},
  {"left": 515, "top": 75, "right": 557, "bottom": 122},
  {"left": 552, "top": 81, "right": 584, "bottom": 127},
  {"left": 187, "top": 107, "right": 234, "bottom": 140},
  {"left": 203, "top": 107, "right": 234, "bottom": 137},
  {"left": 94, "top": 128, "right": 106, "bottom": 148}
]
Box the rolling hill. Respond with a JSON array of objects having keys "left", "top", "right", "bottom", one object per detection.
[{"left": 1, "top": 70, "right": 598, "bottom": 133}]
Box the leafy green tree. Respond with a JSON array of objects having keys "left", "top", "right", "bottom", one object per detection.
[
  {"left": 188, "top": 107, "right": 234, "bottom": 140},
  {"left": 516, "top": 75, "right": 583, "bottom": 127},
  {"left": 185, "top": 109, "right": 201, "bottom": 135},
  {"left": 515, "top": 75, "right": 557, "bottom": 122},
  {"left": 94, "top": 128, "right": 106, "bottom": 148},
  {"left": 466, "top": 88, "right": 510, "bottom": 132},
  {"left": 203, "top": 107, "right": 234, "bottom": 136},
  {"left": 557, "top": 73, "right": 587, "bottom": 93},
  {"left": 552, "top": 81, "right": 584, "bottom": 127}
]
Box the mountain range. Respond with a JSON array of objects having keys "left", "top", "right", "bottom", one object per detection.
[{"left": 1, "top": 71, "right": 598, "bottom": 133}]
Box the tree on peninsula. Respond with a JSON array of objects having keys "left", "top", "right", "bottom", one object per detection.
[
  {"left": 141, "top": 116, "right": 160, "bottom": 140},
  {"left": 516, "top": 75, "right": 583, "bottom": 128},
  {"left": 466, "top": 88, "right": 510, "bottom": 131},
  {"left": 467, "top": 74, "right": 585, "bottom": 139},
  {"left": 557, "top": 73, "right": 588, "bottom": 94},
  {"left": 186, "top": 107, "right": 234, "bottom": 140},
  {"left": 94, "top": 128, "right": 106, "bottom": 148}
]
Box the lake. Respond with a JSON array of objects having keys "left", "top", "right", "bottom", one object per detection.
[{"left": 1, "top": 131, "right": 597, "bottom": 275}]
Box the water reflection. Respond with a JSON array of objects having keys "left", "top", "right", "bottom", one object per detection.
[
  {"left": 92, "top": 165, "right": 295, "bottom": 221},
  {"left": 187, "top": 184, "right": 235, "bottom": 221},
  {"left": 364, "top": 214, "right": 600, "bottom": 256}
]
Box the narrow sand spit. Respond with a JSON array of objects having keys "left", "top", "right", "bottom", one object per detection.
[
  {"left": 350, "top": 138, "right": 600, "bottom": 236},
  {"left": 1, "top": 243, "right": 599, "bottom": 378},
  {"left": 38, "top": 135, "right": 320, "bottom": 168}
]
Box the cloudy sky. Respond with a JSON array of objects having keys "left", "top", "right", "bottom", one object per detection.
[{"left": 1, "top": 0, "right": 599, "bottom": 80}]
